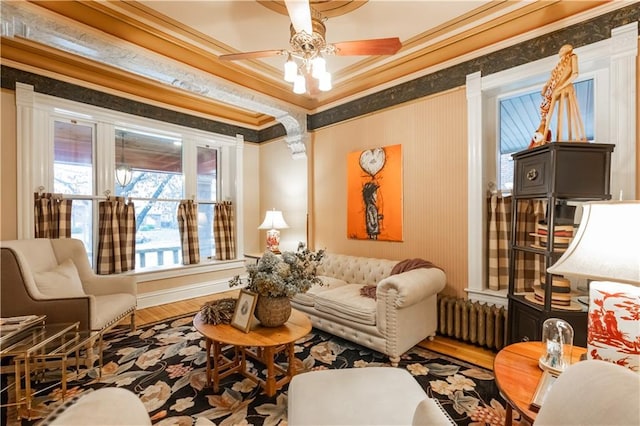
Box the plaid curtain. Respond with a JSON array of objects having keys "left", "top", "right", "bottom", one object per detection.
[
  {"left": 487, "top": 194, "right": 511, "bottom": 291},
  {"left": 214, "top": 201, "right": 236, "bottom": 260},
  {"left": 177, "top": 200, "right": 200, "bottom": 265},
  {"left": 97, "top": 197, "right": 136, "bottom": 275},
  {"left": 34, "top": 192, "right": 72, "bottom": 238},
  {"left": 487, "top": 195, "right": 546, "bottom": 292},
  {"left": 513, "top": 199, "right": 546, "bottom": 292}
]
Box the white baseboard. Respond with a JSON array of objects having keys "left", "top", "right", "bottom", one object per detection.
[{"left": 136, "top": 278, "right": 232, "bottom": 309}]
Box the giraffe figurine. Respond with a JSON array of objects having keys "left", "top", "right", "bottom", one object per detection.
[{"left": 529, "top": 44, "right": 587, "bottom": 149}]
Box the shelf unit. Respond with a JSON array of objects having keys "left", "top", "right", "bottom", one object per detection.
[{"left": 507, "top": 142, "right": 614, "bottom": 346}]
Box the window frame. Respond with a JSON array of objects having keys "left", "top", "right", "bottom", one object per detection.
[
  {"left": 495, "top": 75, "right": 598, "bottom": 191},
  {"left": 465, "top": 23, "right": 638, "bottom": 306},
  {"left": 15, "top": 83, "right": 246, "bottom": 281}
]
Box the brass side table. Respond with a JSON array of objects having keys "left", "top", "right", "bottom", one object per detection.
[{"left": 1, "top": 322, "right": 99, "bottom": 420}]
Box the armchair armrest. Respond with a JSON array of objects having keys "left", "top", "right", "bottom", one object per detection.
[
  {"left": 377, "top": 268, "right": 446, "bottom": 308},
  {"left": 82, "top": 274, "right": 137, "bottom": 297},
  {"left": 20, "top": 296, "right": 94, "bottom": 331}
]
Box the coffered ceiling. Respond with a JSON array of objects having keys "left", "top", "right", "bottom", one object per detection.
[{"left": 0, "top": 1, "right": 616, "bottom": 128}]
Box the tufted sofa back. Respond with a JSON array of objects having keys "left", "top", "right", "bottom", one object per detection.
[{"left": 317, "top": 253, "right": 398, "bottom": 286}]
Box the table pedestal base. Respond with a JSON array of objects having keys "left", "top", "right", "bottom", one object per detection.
[{"left": 205, "top": 339, "right": 297, "bottom": 397}]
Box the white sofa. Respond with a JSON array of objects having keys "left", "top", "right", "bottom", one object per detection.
[{"left": 292, "top": 253, "right": 446, "bottom": 366}]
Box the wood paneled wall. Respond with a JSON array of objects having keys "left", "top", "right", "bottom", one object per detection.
[{"left": 311, "top": 88, "right": 468, "bottom": 298}]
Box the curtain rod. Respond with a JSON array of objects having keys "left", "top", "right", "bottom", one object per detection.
[{"left": 36, "top": 187, "right": 227, "bottom": 204}]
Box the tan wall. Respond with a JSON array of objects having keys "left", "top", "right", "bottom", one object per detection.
[
  {"left": 243, "top": 142, "right": 261, "bottom": 254},
  {"left": 1, "top": 89, "right": 17, "bottom": 241},
  {"left": 311, "top": 88, "right": 468, "bottom": 298},
  {"left": 258, "top": 139, "right": 308, "bottom": 253}
]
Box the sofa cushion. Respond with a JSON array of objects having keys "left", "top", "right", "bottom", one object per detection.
[
  {"left": 34, "top": 258, "right": 86, "bottom": 298},
  {"left": 314, "top": 285, "right": 377, "bottom": 325},
  {"left": 293, "top": 276, "right": 349, "bottom": 306}
]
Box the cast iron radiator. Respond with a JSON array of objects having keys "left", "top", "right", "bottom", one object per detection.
[{"left": 436, "top": 295, "right": 507, "bottom": 351}]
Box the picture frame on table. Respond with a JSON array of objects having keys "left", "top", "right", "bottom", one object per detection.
[{"left": 231, "top": 290, "right": 258, "bottom": 333}]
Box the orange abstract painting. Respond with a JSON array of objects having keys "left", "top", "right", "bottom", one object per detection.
[{"left": 347, "top": 144, "right": 403, "bottom": 241}]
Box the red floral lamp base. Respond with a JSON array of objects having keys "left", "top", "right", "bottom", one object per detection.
[{"left": 266, "top": 229, "right": 281, "bottom": 254}]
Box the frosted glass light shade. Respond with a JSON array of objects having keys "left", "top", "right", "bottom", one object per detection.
[
  {"left": 258, "top": 209, "right": 289, "bottom": 230},
  {"left": 311, "top": 56, "right": 326, "bottom": 78},
  {"left": 284, "top": 57, "right": 297, "bottom": 83},
  {"left": 319, "top": 72, "right": 332, "bottom": 92},
  {"left": 547, "top": 201, "right": 640, "bottom": 284},
  {"left": 293, "top": 74, "right": 306, "bottom": 94},
  {"left": 115, "top": 163, "right": 132, "bottom": 187}
]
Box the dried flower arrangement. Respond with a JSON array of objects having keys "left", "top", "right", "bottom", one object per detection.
[
  {"left": 229, "top": 243, "right": 325, "bottom": 298},
  {"left": 199, "top": 298, "right": 237, "bottom": 325}
]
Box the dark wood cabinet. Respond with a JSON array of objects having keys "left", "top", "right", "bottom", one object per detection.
[{"left": 507, "top": 142, "right": 614, "bottom": 347}]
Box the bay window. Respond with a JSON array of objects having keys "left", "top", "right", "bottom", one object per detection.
[{"left": 17, "top": 83, "right": 244, "bottom": 277}]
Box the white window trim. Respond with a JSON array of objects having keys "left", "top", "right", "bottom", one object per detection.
[
  {"left": 15, "top": 83, "right": 246, "bottom": 278},
  {"left": 466, "top": 22, "right": 638, "bottom": 307}
]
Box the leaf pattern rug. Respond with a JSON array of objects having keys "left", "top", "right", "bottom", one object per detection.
[{"left": 26, "top": 315, "right": 517, "bottom": 426}]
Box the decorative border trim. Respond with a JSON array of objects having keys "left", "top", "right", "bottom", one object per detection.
[{"left": 307, "top": 4, "right": 640, "bottom": 130}]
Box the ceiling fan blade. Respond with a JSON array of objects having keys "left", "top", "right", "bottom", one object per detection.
[
  {"left": 332, "top": 37, "right": 402, "bottom": 56},
  {"left": 285, "top": 0, "right": 312, "bottom": 34},
  {"left": 219, "top": 49, "right": 284, "bottom": 61}
]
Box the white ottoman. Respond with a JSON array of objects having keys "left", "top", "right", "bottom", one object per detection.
[{"left": 287, "top": 367, "right": 452, "bottom": 425}]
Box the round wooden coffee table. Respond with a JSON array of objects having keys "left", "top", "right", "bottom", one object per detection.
[
  {"left": 494, "top": 341, "right": 587, "bottom": 425},
  {"left": 193, "top": 308, "right": 312, "bottom": 397}
]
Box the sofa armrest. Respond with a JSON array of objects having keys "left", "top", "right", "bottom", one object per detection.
[
  {"left": 377, "top": 268, "right": 446, "bottom": 308},
  {"left": 82, "top": 274, "right": 137, "bottom": 297}
]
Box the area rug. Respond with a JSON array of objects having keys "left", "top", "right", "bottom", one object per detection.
[{"left": 27, "top": 315, "right": 514, "bottom": 426}]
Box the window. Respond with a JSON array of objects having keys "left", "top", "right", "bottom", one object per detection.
[
  {"left": 53, "top": 119, "right": 95, "bottom": 259},
  {"left": 18, "top": 83, "right": 243, "bottom": 277},
  {"left": 197, "top": 146, "right": 218, "bottom": 260},
  {"left": 466, "top": 23, "right": 637, "bottom": 306},
  {"left": 498, "top": 79, "right": 595, "bottom": 190},
  {"left": 114, "top": 129, "right": 186, "bottom": 269}
]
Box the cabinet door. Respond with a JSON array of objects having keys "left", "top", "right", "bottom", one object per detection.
[{"left": 508, "top": 298, "right": 541, "bottom": 343}]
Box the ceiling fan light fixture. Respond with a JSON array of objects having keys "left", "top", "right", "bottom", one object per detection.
[
  {"left": 284, "top": 54, "right": 297, "bottom": 82},
  {"left": 318, "top": 71, "right": 332, "bottom": 92},
  {"left": 293, "top": 74, "right": 306, "bottom": 94}
]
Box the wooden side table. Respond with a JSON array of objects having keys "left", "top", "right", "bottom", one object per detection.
[
  {"left": 494, "top": 341, "right": 587, "bottom": 425},
  {"left": 193, "top": 308, "right": 312, "bottom": 397}
]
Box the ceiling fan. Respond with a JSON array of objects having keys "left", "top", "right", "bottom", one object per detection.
[{"left": 218, "top": 0, "right": 402, "bottom": 95}]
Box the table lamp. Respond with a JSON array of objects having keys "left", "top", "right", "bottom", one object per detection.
[
  {"left": 258, "top": 209, "right": 289, "bottom": 254},
  {"left": 547, "top": 201, "right": 640, "bottom": 370}
]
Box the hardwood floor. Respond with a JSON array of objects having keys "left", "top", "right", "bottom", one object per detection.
[{"left": 131, "top": 291, "right": 496, "bottom": 371}]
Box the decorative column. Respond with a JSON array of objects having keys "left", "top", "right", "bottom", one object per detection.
[{"left": 609, "top": 22, "right": 638, "bottom": 200}]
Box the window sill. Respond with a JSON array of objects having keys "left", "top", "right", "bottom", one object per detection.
[
  {"left": 465, "top": 288, "right": 508, "bottom": 308},
  {"left": 130, "top": 258, "right": 246, "bottom": 283}
]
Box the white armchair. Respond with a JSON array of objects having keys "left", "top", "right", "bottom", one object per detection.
[
  {"left": 534, "top": 360, "right": 640, "bottom": 425},
  {"left": 0, "top": 238, "right": 137, "bottom": 332},
  {"left": 288, "top": 367, "right": 452, "bottom": 425}
]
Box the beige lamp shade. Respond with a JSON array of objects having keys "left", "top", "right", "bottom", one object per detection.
[
  {"left": 258, "top": 209, "right": 289, "bottom": 230},
  {"left": 547, "top": 201, "right": 640, "bottom": 284}
]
